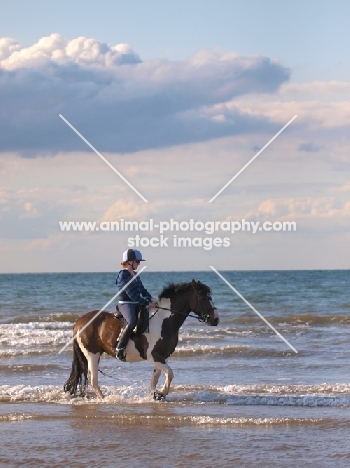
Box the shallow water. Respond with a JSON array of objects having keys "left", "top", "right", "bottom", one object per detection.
[{"left": 0, "top": 270, "right": 349, "bottom": 467}]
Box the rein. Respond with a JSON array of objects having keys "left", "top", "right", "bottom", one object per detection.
[
  {"left": 98, "top": 369, "right": 119, "bottom": 380},
  {"left": 154, "top": 306, "right": 206, "bottom": 322},
  {"left": 154, "top": 289, "right": 215, "bottom": 323}
]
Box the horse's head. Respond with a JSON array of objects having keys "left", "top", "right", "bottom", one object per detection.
[
  {"left": 190, "top": 279, "right": 219, "bottom": 326},
  {"left": 159, "top": 280, "right": 219, "bottom": 326}
]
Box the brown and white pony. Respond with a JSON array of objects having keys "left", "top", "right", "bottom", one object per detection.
[{"left": 64, "top": 280, "right": 219, "bottom": 400}]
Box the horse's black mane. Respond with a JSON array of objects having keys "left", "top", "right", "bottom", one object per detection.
[{"left": 159, "top": 280, "right": 211, "bottom": 299}]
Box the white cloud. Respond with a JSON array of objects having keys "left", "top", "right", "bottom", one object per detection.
[
  {"left": 0, "top": 37, "right": 21, "bottom": 60},
  {"left": 210, "top": 96, "right": 350, "bottom": 130},
  {"left": 99, "top": 200, "right": 154, "bottom": 222},
  {"left": 0, "top": 34, "right": 289, "bottom": 155},
  {"left": 254, "top": 197, "right": 348, "bottom": 219},
  {"left": 0, "top": 34, "right": 140, "bottom": 69}
]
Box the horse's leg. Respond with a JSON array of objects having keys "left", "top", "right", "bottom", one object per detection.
[
  {"left": 153, "top": 361, "right": 174, "bottom": 397},
  {"left": 88, "top": 352, "right": 103, "bottom": 399},
  {"left": 150, "top": 367, "right": 161, "bottom": 391},
  {"left": 77, "top": 336, "right": 103, "bottom": 399}
]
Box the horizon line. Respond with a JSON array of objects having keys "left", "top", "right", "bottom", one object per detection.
[{"left": 1, "top": 268, "right": 349, "bottom": 275}]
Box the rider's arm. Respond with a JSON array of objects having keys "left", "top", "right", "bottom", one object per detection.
[
  {"left": 140, "top": 283, "right": 152, "bottom": 301},
  {"left": 117, "top": 270, "right": 150, "bottom": 305}
]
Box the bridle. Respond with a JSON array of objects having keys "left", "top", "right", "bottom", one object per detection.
[
  {"left": 154, "top": 285, "right": 216, "bottom": 324},
  {"left": 193, "top": 287, "right": 216, "bottom": 323}
]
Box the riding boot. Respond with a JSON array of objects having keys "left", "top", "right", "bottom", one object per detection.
[{"left": 116, "top": 326, "right": 133, "bottom": 362}]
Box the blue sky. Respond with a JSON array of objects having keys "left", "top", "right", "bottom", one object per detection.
[{"left": 0, "top": 1, "right": 349, "bottom": 272}]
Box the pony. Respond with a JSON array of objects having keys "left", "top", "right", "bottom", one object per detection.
[{"left": 64, "top": 279, "right": 219, "bottom": 400}]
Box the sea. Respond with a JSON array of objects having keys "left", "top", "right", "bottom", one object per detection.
[{"left": 0, "top": 270, "right": 349, "bottom": 467}]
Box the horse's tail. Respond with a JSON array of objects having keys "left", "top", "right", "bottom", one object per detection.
[{"left": 64, "top": 339, "right": 88, "bottom": 396}]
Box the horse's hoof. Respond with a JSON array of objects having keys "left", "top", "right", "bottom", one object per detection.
[{"left": 153, "top": 391, "right": 165, "bottom": 401}]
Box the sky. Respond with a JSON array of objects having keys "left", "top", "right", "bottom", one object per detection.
[{"left": 0, "top": 0, "right": 349, "bottom": 272}]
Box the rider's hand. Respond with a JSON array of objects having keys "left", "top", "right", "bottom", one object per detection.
[{"left": 149, "top": 301, "right": 158, "bottom": 308}]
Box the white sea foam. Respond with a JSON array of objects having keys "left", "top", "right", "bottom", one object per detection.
[
  {"left": 0, "top": 322, "right": 72, "bottom": 355},
  {"left": 0, "top": 413, "right": 35, "bottom": 422},
  {"left": 174, "top": 344, "right": 250, "bottom": 356},
  {"left": 1, "top": 383, "right": 349, "bottom": 407},
  {"left": 106, "top": 414, "right": 328, "bottom": 426},
  {"left": 0, "top": 409, "right": 327, "bottom": 427}
]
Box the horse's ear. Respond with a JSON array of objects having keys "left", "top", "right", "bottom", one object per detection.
[{"left": 191, "top": 279, "right": 196, "bottom": 289}]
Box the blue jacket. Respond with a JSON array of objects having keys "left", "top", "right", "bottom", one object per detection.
[{"left": 116, "top": 269, "right": 152, "bottom": 305}]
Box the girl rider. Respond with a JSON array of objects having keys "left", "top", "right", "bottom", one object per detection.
[{"left": 115, "top": 249, "right": 157, "bottom": 361}]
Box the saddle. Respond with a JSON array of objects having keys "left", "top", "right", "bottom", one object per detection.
[{"left": 114, "top": 304, "right": 150, "bottom": 336}]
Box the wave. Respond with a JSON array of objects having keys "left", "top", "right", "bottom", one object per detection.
[
  {"left": 0, "top": 322, "right": 72, "bottom": 332},
  {"left": 169, "top": 392, "right": 350, "bottom": 407},
  {"left": 227, "top": 313, "right": 350, "bottom": 326},
  {"left": 0, "top": 413, "right": 35, "bottom": 422},
  {"left": 0, "top": 322, "right": 72, "bottom": 355},
  {"left": 0, "top": 348, "right": 60, "bottom": 357},
  {"left": 91, "top": 414, "right": 330, "bottom": 427},
  {"left": 5, "top": 312, "right": 350, "bottom": 327},
  {"left": 0, "top": 345, "right": 289, "bottom": 359},
  {"left": 9, "top": 313, "right": 79, "bottom": 324},
  {"left": 167, "top": 383, "right": 350, "bottom": 407},
  {"left": 0, "top": 364, "right": 62, "bottom": 372},
  {"left": 1, "top": 383, "right": 349, "bottom": 407},
  {"left": 0, "top": 315, "right": 345, "bottom": 359},
  {"left": 0, "top": 322, "right": 284, "bottom": 358},
  {"left": 173, "top": 345, "right": 298, "bottom": 358},
  {"left": 0, "top": 410, "right": 330, "bottom": 427},
  {"left": 174, "top": 383, "right": 350, "bottom": 394},
  {"left": 174, "top": 344, "right": 250, "bottom": 357}
]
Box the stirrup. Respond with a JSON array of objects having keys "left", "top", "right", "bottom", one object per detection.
[{"left": 116, "top": 348, "right": 126, "bottom": 362}]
